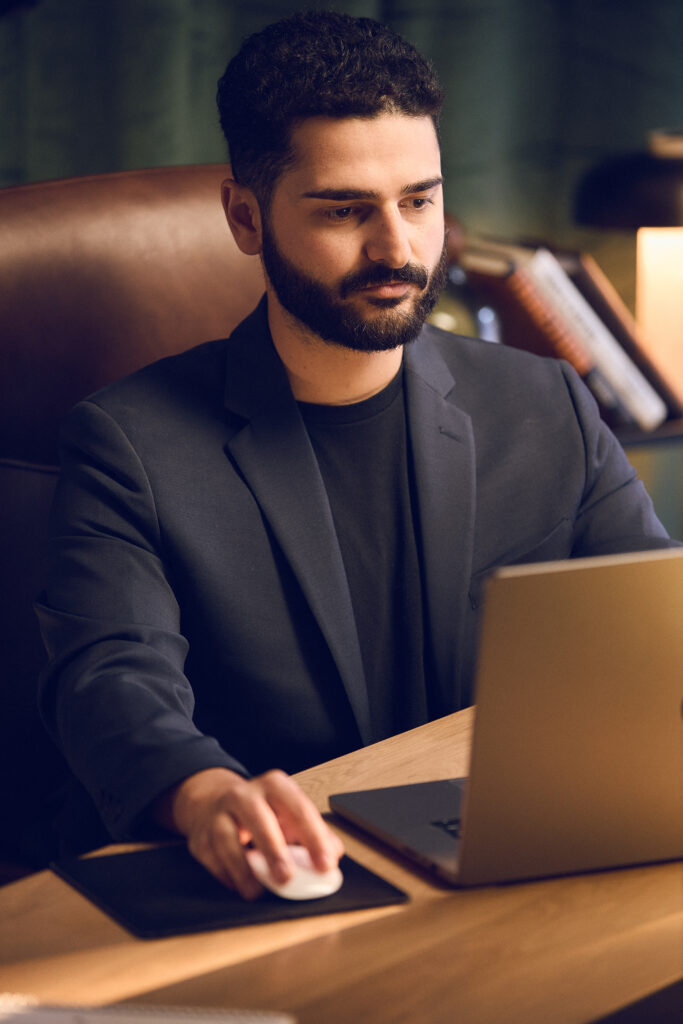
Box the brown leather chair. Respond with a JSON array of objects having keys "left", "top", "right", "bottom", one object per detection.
[{"left": 0, "top": 165, "right": 265, "bottom": 877}]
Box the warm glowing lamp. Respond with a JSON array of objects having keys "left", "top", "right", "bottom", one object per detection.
[{"left": 575, "top": 130, "right": 683, "bottom": 405}]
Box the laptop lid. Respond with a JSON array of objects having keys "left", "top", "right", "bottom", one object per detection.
[{"left": 330, "top": 548, "right": 683, "bottom": 886}]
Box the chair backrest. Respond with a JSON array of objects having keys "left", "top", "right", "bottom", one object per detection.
[{"left": 0, "top": 165, "right": 265, "bottom": 869}]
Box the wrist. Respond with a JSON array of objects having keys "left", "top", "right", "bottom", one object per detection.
[{"left": 152, "top": 766, "right": 242, "bottom": 836}]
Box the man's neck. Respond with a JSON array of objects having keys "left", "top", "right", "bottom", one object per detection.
[{"left": 267, "top": 294, "right": 404, "bottom": 406}]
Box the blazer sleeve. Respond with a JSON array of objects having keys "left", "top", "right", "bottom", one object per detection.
[
  {"left": 36, "top": 399, "right": 247, "bottom": 842},
  {"left": 561, "top": 363, "right": 679, "bottom": 554}
]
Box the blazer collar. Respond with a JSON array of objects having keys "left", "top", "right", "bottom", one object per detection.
[
  {"left": 405, "top": 330, "right": 476, "bottom": 715},
  {"left": 222, "top": 299, "right": 372, "bottom": 744}
]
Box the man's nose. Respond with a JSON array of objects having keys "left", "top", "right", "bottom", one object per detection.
[{"left": 364, "top": 208, "right": 412, "bottom": 268}]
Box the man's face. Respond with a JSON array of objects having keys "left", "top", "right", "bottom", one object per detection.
[{"left": 259, "top": 113, "right": 447, "bottom": 352}]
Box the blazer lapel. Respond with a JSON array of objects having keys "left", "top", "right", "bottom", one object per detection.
[
  {"left": 405, "top": 335, "right": 476, "bottom": 715},
  {"left": 221, "top": 302, "right": 372, "bottom": 744}
]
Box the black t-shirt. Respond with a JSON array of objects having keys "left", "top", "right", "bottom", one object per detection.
[{"left": 298, "top": 367, "right": 429, "bottom": 742}]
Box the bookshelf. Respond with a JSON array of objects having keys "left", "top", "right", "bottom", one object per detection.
[{"left": 615, "top": 417, "right": 683, "bottom": 447}]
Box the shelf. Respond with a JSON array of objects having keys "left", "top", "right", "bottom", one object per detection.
[{"left": 615, "top": 418, "right": 683, "bottom": 447}]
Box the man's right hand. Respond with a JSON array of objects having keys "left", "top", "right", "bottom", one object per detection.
[{"left": 152, "top": 767, "right": 344, "bottom": 900}]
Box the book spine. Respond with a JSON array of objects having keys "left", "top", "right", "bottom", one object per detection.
[
  {"left": 528, "top": 250, "right": 668, "bottom": 431},
  {"left": 462, "top": 254, "right": 638, "bottom": 426},
  {"left": 569, "top": 254, "right": 683, "bottom": 416},
  {"left": 506, "top": 268, "right": 593, "bottom": 374},
  {"left": 512, "top": 268, "right": 638, "bottom": 425}
]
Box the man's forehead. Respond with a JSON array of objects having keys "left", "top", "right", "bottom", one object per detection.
[{"left": 279, "top": 112, "right": 442, "bottom": 197}]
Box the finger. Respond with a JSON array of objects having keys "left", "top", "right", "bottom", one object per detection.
[
  {"left": 220, "top": 774, "right": 295, "bottom": 884},
  {"left": 189, "top": 811, "right": 263, "bottom": 900},
  {"left": 258, "top": 770, "right": 345, "bottom": 872},
  {"left": 210, "top": 817, "right": 266, "bottom": 900}
]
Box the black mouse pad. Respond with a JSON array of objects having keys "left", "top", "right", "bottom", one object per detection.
[{"left": 51, "top": 844, "right": 408, "bottom": 938}]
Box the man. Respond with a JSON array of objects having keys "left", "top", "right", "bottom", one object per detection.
[{"left": 37, "top": 11, "right": 674, "bottom": 900}]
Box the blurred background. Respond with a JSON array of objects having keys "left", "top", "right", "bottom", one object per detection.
[
  {"left": 2, "top": 0, "right": 682, "bottom": 299},
  {"left": 1, "top": 0, "right": 682, "bottom": 533}
]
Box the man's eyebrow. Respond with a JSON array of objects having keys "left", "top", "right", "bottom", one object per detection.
[
  {"left": 401, "top": 176, "right": 443, "bottom": 195},
  {"left": 301, "top": 187, "right": 380, "bottom": 201},
  {"left": 301, "top": 176, "right": 443, "bottom": 201}
]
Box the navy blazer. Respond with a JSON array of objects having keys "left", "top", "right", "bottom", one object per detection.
[{"left": 37, "top": 299, "right": 672, "bottom": 846}]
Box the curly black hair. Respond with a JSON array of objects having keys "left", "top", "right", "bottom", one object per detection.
[{"left": 217, "top": 10, "right": 443, "bottom": 208}]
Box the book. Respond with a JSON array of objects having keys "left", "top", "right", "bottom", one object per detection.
[
  {"left": 479, "top": 235, "right": 683, "bottom": 417},
  {"left": 553, "top": 247, "right": 683, "bottom": 416},
  {"left": 459, "top": 246, "right": 638, "bottom": 429},
  {"left": 459, "top": 241, "right": 669, "bottom": 432}
]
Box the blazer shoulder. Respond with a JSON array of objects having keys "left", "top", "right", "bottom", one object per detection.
[
  {"left": 419, "top": 322, "right": 565, "bottom": 378},
  {"left": 415, "top": 322, "right": 576, "bottom": 406},
  {"left": 87, "top": 336, "right": 230, "bottom": 413},
  {"left": 82, "top": 300, "right": 271, "bottom": 426}
]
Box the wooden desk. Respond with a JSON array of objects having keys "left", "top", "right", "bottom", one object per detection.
[{"left": 1, "top": 709, "right": 681, "bottom": 1024}]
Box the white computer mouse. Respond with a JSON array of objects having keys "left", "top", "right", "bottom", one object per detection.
[{"left": 245, "top": 844, "right": 343, "bottom": 900}]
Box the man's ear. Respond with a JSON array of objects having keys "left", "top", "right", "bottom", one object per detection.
[{"left": 221, "top": 177, "right": 263, "bottom": 255}]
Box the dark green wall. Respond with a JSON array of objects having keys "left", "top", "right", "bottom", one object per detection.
[{"left": 2, "top": 0, "right": 681, "bottom": 251}]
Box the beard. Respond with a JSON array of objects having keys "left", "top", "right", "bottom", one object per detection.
[{"left": 260, "top": 220, "right": 448, "bottom": 353}]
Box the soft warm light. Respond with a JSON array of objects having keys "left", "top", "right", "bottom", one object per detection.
[{"left": 636, "top": 227, "right": 683, "bottom": 401}]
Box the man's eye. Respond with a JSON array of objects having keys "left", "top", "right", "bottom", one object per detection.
[
  {"left": 325, "top": 206, "right": 354, "bottom": 221},
  {"left": 410, "top": 197, "right": 433, "bottom": 211}
]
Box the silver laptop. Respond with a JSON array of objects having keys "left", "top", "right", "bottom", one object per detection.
[{"left": 330, "top": 548, "right": 683, "bottom": 886}]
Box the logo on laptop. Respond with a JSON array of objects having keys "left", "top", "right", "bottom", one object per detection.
[{"left": 431, "top": 817, "right": 462, "bottom": 840}]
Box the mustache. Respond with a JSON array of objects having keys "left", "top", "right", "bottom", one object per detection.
[{"left": 339, "top": 262, "right": 429, "bottom": 299}]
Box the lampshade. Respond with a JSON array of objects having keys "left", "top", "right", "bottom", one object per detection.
[
  {"left": 574, "top": 130, "right": 683, "bottom": 229},
  {"left": 574, "top": 131, "right": 683, "bottom": 409}
]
